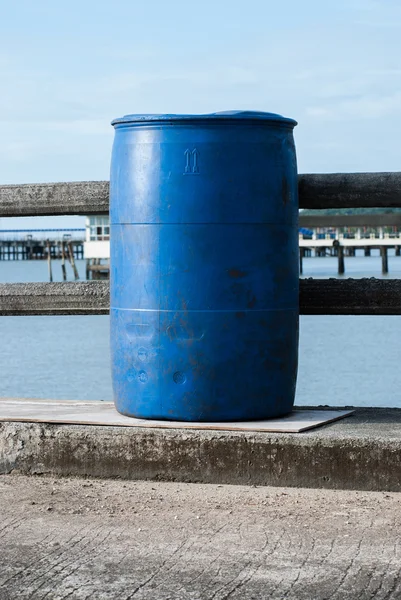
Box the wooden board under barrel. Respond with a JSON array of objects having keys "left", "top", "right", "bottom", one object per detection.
[{"left": 0, "top": 398, "right": 353, "bottom": 433}]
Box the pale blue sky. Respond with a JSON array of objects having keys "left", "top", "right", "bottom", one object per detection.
[{"left": 1, "top": 0, "right": 400, "bottom": 227}]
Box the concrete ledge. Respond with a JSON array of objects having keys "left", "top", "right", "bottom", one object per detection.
[{"left": 1, "top": 407, "right": 401, "bottom": 491}]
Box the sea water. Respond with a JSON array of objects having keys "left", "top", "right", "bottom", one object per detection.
[{"left": 0, "top": 254, "right": 400, "bottom": 408}]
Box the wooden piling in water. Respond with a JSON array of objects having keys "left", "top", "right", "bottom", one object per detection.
[
  {"left": 61, "top": 242, "right": 67, "bottom": 281},
  {"left": 396, "top": 246, "right": 400, "bottom": 257},
  {"left": 338, "top": 245, "right": 345, "bottom": 275},
  {"left": 299, "top": 248, "right": 304, "bottom": 275},
  {"left": 67, "top": 241, "right": 80, "bottom": 281},
  {"left": 381, "top": 246, "right": 388, "bottom": 275},
  {"left": 46, "top": 240, "right": 53, "bottom": 282}
]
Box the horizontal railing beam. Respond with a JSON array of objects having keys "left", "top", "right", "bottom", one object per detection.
[
  {"left": 0, "top": 282, "right": 109, "bottom": 315},
  {"left": 1, "top": 172, "right": 401, "bottom": 217},
  {"left": 298, "top": 172, "right": 401, "bottom": 210},
  {"left": 0, "top": 279, "right": 400, "bottom": 316},
  {"left": 0, "top": 181, "right": 109, "bottom": 217},
  {"left": 300, "top": 278, "right": 401, "bottom": 315},
  {"left": 300, "top": 213, "right": 401, "bottom": 228}
]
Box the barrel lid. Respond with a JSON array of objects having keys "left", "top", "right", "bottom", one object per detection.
[{"left": 111, "top": 110, "right": 297, "bottom": 127}]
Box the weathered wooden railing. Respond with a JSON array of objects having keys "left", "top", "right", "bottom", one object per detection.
[{"left": 1, "top": 172, "right": 401, "bottom": 316}]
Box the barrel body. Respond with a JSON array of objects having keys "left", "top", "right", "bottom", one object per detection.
[{"left": 110, "top": 112, "right": 298, "bottom": 421}]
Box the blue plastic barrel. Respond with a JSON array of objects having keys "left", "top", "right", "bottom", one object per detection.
[{"left": 110, "top": 111, "right": 298, "bottom": 421}]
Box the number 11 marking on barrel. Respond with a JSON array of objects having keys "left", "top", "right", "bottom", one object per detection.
[{"left": 184, "top": 148, "right": 200, "bottom": 174}]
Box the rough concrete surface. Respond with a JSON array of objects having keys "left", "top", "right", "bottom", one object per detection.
[
  {"left": 0, "top": 181, "right": 109, "bottom": 217},
  {"left": 0, "top": 281, "right": 109, "bottom": 315},
  {"left": 2, "top": 173, "right": 401, "bottom": 217},
  {"left": 1, "top": 408, "right": 401, "bottom": 491},
  {"left": 1, "top": 475, "right": 401, "bottom": 599}
]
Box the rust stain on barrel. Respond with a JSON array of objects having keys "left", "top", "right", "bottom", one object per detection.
[
  {"left": 228, "top": 268, "right": 247, "bottom": 279},
  {"left": 247, "top": 295, "right": 257, "bottom": 309}
]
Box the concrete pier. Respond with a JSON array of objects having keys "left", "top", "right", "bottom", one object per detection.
[{"left": 1, "top": 407, "right": 401, "bottom": 492}]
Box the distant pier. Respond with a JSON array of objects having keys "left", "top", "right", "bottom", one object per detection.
[
  {"left": 86, "top": 259, "right": 110, "bottom": 280},
  {"left": 0, "top": 227, "right": 110, "bottom": 280},
  {"left": 299, "top": 237, "right": 400, "bottom": 276},
  {"left": 0, "top": 238, "right": 84, "bottom": 261},
  {"left": 0, "top": 228, "right": 85, "bottom": 281},
  {"left": 299, "top": 214, "right": 401, "bottom": 275}
]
